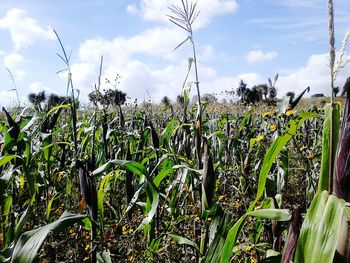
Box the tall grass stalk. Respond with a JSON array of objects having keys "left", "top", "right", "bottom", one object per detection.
[
  {"left": 54, "top": 29, "right": 78, "bottom": 154},
  {"left": 328, "top": 0, "right": 336, "bottom": 193},
  {"left": 5, "top": 68, "right": 21, "bottom": 108},
  {"left": 168, "top": 0, "right": 203, "bottom": 168}
]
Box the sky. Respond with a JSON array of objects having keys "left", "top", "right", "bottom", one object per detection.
[{"left": 0, "top": 0, "right": 350, "bottom": 107}]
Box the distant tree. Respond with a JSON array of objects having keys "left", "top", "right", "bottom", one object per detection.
[
  {"left": 161, "top": 96, "right": 171, "bottom": 106},
  {"left": 88, "top": 88, "right": 127, "bottom": 127},
  {"left": 28, "top": 91, "right": 46, "bottom": 111},
  {"left": 202, "top": 93, "right": 217, "bottom": 103},
  {"left": 88, "top": 90, "right": 105, "bottom": 107},
  {"left": 252, "top": 85, "right": 267, "bottom": 100},
  {"left": 260, "top": 84, "right": 269, "bottom": 100},
  {"left": 311, "top": 93, "right": 325, "bottom": 98},
  {"left": 236, "top": 80, "right": 247, "bottom": 98},
  {"left": 333, "top": 86, "right": 340, "bottom": 97},
  {"left": 236, "top": 81, "right": 266, "bottom": 104},
  {"left": 176, "top": 95, "right": 185, "bottom": 106},
  {"left": 47, "top": 94, "right": 67, "bottom": 108},
  {"left": 106, "top": 89, "right": 126, "bottom": 126},
  {"left": 161, "top": 96, "right": 174, "bottom": 117},
  {"left": 249, "top": 86, "right": 262, "bottom": 103},
  {"left": 105, "top": 89, "right": 126, "bottom": 107}
]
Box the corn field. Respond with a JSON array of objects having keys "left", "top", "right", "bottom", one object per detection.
[
  {"left": 0, "top": 92, "right": 347, "bottom": 263},
  {"left": 1, "top": 0, "right": 350, "bottom": 262}
]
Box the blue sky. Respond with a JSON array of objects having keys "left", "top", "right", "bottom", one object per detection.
[{"left": 0, "top": 0, "right": 349, "bottom": 107}]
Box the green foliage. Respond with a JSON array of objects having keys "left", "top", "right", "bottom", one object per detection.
[
  {"left": 11, "top": 212, "right": 90, "bottom": 263},
  {"left": 294, "top": 191, "right": 345, "bottom": 263}
]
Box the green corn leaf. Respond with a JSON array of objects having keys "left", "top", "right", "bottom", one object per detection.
[
  {"left": 256, "top": 112, "right": 319, "bottom": 199},
  {"left": 46, "top": 104, "right": 70, "bottom": 117},
  {"left": 220, "top": 112, "right": 318, "bottom": 263},
  {"left": 93, "top": 159, "right": 160, "bottom": 232},
  {"left": 168, "top": 233, "right": 199, "bottom": 251},
  {"left": 294, "top": 191, "right": 345, "bottom": 263},
  {"left": 21, "top": 113, "right": 39, "bottom": 133},
  {"left": 248, "top": 209, "right": 291, "bottom": 221},
  {"left": 14, "top": 207, "right": 31, "bottom": 242},
  {"left": 0, "top": 156, "right": 18, "bottom": 168},
  {"left": 161, "top": 118, "right": 180, "bottom": 147},
  {"left": 318, "top": 103, "right": 341, "bottom": 191},
  {"left": 98, "top": 171, "right": 119, "bottom": 227},
  {"left": 97, "top": 251, "right": 112, "bottom": 263},
  {"left": 3, "top": 196, "right": 12, "bottom": 225},
  {"left": 137, "top": 183, "right": 159, "bottom": 231},
  {"left": 11, "top": 211, "right": 90, "bottom": 263},
  {"left": 203, "top": 212, "right": 232, "bottom": 263},
  {"left": 92, "top": 159, "right": 157, "bottom": 189},
  {"left": 153, "top": 167, "right": 173, "bottom": 187},
  {"left": 45, "top": 193, "right": 57, "bottom": 221}
]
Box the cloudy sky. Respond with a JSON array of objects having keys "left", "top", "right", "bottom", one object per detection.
[{"left": 0, "top": 0, "right": 349, "bottom": 107}]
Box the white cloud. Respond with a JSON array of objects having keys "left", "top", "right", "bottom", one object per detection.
[
  {"left": 246, "top": 50, "right": 278, "bottom": 64},
  {"left": 0, "top": 8, "right": 55, "bottom": 50},
  {"left": 78, "top": 26, "right": 187, "bottom": 65},
  {"left": 278, "top": 0, "right": 322, "bottom": 8},
  {"left": 0, "top": 90, "right": 26, "bottom": 108},
  {"left": 69, "top": 25, "right": 198, "bottom": 102},
  {"left": 127, "top": 0, "right": 238, "bottom": 29},
  {"left": 199, "top": 45, "right": 219, "bottom": 61},
  {"left": 278, "top": 53, "right": 350, "bottom": 97},
  {"left": 29, "top": 81, "right": 54, "bottom": 94},
  {"left": 3, "top": 53, "right": 27, "bottom": 80},
  {"left": 237, "top": 72, "right": 265, "bottom": 85},
  {"left": 126, "top": 4, "right": 139, "bottom": 15}
]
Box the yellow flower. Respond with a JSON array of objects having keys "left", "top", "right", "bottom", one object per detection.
[
  {"left": 286, "top": 109, "right": 294, "bottom": 116},
  {"left": 270, "top": 123, "right": 277, "bottom": 131},
  {"left": 256, "top": 135, "right": 264, "bottom": 142},
  {"left": 300, "top": 146, "right": 307, "bottom": 151},
  {"left": 194, "top": 216, "right": 200, "bottom": 222},
  {"left": 245, "top": 245, "right": 252, "bottom": 251},
  {"left": 251, "top": 256, "right": 258, "bottom": 263},
  {"left": 233, "top": 202, "right": 240, "bottom": 209},
  {"left": 207, "top": 217, "right": 212, "bottom": 221},
  {"left": 122, "top": 225, "right": 129, "bottom": 235},
  {"left": 85, "top": 244, "right": 90, "bottom": 251},
  {"left": 307, "top": 154, "right": 314, "bottom": 160}
]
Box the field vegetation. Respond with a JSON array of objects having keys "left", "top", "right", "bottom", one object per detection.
[{"left": 1, "top": 0, "right": 350, "bottom": 262}]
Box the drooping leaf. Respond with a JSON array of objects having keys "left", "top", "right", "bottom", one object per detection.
[
  {"left": 11, "top": 211, "right": 90, "bottom": 263},
  {"left": 0, "top": 156, "right": 18, "bottom": 168},
  {"left": 168, "top": 233, "right": 199, "bottom": 251},
  {"left": 136, "top": 183, "right": 159, "bottom": 231},
  {"left": 248, "top": 209, "right": 291, "bottom": 221}
]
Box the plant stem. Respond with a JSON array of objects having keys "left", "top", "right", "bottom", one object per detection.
[{"left": 328, "top": 0, "right": 335, "bottom": 193}]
